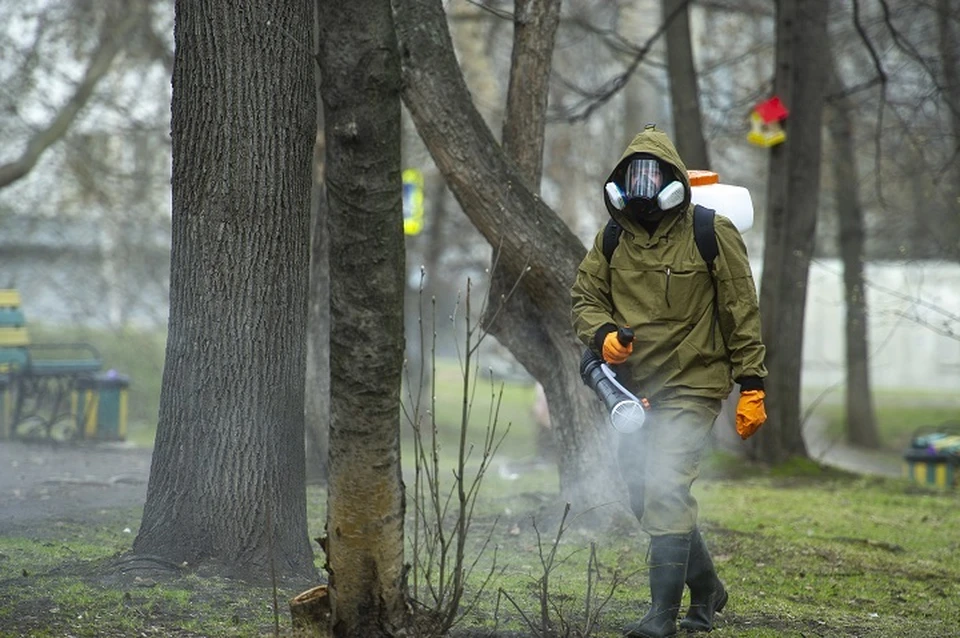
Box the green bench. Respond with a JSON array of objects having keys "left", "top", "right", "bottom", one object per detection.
[{"left": 0, "top": 289, "right": 102, "bottom": 440}]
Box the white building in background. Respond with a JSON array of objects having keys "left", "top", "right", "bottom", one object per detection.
[{"left": 801, "top": 259, "right": 960, "bottom": 394}]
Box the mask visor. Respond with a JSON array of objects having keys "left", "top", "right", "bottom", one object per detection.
[{"left": 623, "top": 158, "right": 664, "bottom": 201}]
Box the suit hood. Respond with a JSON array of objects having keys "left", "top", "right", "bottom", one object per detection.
[{"left": 603, "top": 124, "right": 692, "bottom": 233}]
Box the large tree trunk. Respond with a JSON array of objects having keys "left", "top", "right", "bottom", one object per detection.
[
  {"left": 317, "top": 0, "right": 407, "bottom": 635},
  {"left": 826, "top": 66, "right": 879, "bottom": 449},
  {"left": 662, "top": 0, "right": 710, "bottom": 169},
  {"left": 755, "top": 0, "right": 828, "bottom": 462},
  {"left": 938, "top": 0, "right": 960, "bottom": 260},
  {"left": 133, "top": 0, "right": 316, "bottom": 581},
  {"left": 393, "top": 0, "right": 626, "bottom": 517}
]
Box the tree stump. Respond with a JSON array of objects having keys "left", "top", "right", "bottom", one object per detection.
[{"left": 290, "top": 584, "right": 331, "bottom": 637}]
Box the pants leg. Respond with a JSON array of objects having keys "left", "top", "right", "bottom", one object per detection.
[
  {"left": 616, "top": 421, "right": 649, "bottom": 522},
  {"left": 617, "top": 398, "right": 720, "bottom": 535}
]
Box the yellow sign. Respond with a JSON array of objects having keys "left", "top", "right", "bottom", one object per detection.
[{"left": 402, "top": 168, "right": 424, "bottom": 236}]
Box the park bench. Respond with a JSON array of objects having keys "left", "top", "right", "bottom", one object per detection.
[{"left": 0, "top": 289, "right": 102, "bottom": 440}]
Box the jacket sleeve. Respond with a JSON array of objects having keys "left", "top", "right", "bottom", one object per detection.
[
  {"left": 712, "top": 215, "right": 767, "bottom": 383},
  {"left": 571, "top": 230, "right": 618, "bottom": 351}
]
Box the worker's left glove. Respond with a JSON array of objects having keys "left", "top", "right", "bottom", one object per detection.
[{"left": 736, "top": 390, "right": 767, "bottom": 440}]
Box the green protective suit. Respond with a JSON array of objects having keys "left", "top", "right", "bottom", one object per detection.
[{"left": 571, "top": 125, "right": 767, "bottom": 534}]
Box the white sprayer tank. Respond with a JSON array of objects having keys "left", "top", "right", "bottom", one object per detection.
[{"left": 687, "top": 170, "right": 754, "bottom": 232}]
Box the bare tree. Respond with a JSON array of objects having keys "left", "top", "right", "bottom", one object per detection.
[
  {"left": 0, "top": 0, "right": 150, "bottom": 189},
  {"left": 825, "top": 63, "right": 880, "bottom": 449},
  {"left": 317, "top": 0, "right": 408, "bottom": 635},
  {"left": 132, "top": 0, "right": 316, "bottom": 581},
  {"left": 0, "top": 0, "right": 174, "bottom": 330},
  {"left": 838, "top": 0, "right": 960, "bottom": 260},
  {"left": 663, "top": 0, "right": 710, "bottom": 168},
  {"left": 755, "top": 0, "right": 829, "bottom": 461},
  {"left": 937, "top": 0, "right": 960, "bottom": 258},
  {"left": 393, "top": 0, "right": 627, "bottom": 515},
  {"left": 501, "top": 0, "right": 562, "bottom": 190}
]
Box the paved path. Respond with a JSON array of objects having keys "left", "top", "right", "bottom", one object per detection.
[
  {"left": 713, "top": 397, "right": 904, "bottom": 478},
  {"left": 803, "top": 417, "right": 902, "bottom": 478},
  {"left": 0, "top": 440, "right": 152, "bottom": 535}
]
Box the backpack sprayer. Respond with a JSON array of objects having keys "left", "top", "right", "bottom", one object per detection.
[{"left": 579, "top": 327, "right": 650, "bottom": 434}]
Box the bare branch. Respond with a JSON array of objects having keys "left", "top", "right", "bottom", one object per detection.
[
  {"left": 850, "top": 0, "right": 893, "bottom": 210},
  {"left": 0, "top": 3, "right": 148, "bottom": 189},
  {"left": 549, "top": 0, "right": 694, "bottom": 123},
  {"left": 878, "top": 0, "right": 960, "bottom": 121}
]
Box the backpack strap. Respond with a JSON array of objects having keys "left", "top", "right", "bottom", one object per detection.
[
  {"left": 692, "top": 204, "right": 727, "bottom": 350},
  {"left": 692, "top": 205, "right": 718, "bottom": 269},
  {"left": 602, "top": 219, "right": 622, "bottom": 263}
]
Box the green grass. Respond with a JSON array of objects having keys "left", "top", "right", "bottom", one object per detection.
[
  {"left": 809, "top": 388, "right": 960, "bottom": 451},
  {"left": 438, "top": 469, "right": 960, "bottom": 638},
  {"left": 401, "top": 358, "right": 541, "bottom": 461},
  {"left": 695, "top": 474, "right": 960, "bottom": 637},
  {"left": 2, "top": 459, "right": 958, "bottom": 636},
  {"left": 0, "top": 508, "right": 299, "bottom": 637}
]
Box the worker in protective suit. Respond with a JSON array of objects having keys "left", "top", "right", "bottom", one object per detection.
[{"left": 571, "top": 124, "right": 767, "bottom": 637}]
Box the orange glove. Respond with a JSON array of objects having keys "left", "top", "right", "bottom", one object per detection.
[
  {"left": 736, "top": 390, "right": 767, "bottom": 439},
  {"left": 601, "top": 330, "right": 633, "bottom": 364}
]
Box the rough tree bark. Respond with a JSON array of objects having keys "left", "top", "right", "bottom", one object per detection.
[
  {"left": 662, "top": 0, "right": 710, "bottom": 169},
  {"left": 133, "top": 0, "right": 316, "bottom": 581},
  {"left": 317, "top": 0, "right": 407, "bottom": 635},
  {"left": 826, "top": 65, "right": 880, "bottom": 449},
  {"left": 500, "top": 0, "right": 560, "bottom": 189},
  {"left": 393, "top": 0, "right": 627, "bottom": 517},
  {"left": 755, "top": 0, "right": 828, "bottom": 462}
]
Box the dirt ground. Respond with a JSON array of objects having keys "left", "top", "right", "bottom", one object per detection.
[
  {"left": 0, "top": 420, "right": 902, "bottom": 538},
  {"left": 0, "top": 440, "right": 152, "bottom": 537}
]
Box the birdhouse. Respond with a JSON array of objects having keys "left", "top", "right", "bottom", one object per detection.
[{"left": 747, "top": 96, "right": 789, "bottom": 148}]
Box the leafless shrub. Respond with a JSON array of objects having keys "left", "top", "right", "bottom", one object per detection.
[
  {"left": 403, "top": 268, "right": 526, "bottom": 637},
  {"left": 496, "top": 503, "right": 640, "bottom": 638}
]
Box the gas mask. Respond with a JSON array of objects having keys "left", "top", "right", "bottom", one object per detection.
[{"left": 605, "top": 157, "right": 685, "bottom": 221}]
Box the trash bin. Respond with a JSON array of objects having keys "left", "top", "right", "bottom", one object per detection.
[
  {"left": 75, "top": 371, "right": 130, "bottom": 441},
  {"left": 902, "top": 425, "right": 960, "bottom": 488}
]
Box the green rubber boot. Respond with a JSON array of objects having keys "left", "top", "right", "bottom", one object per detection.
[
  {"left": 623, "top": 533, "right": 691, "bottom": 638},
  {"left": 679, "top": 528, "right": 727, "bottom": 632}
]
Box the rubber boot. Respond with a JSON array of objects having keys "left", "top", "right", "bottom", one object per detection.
[
  {"left": 623, "top": 533, "right": 691, "bottom": 638},
  {"left": 679, "top": 528, "right": 727, "bottom": 633}
]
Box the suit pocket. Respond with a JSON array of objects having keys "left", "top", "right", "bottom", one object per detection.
[{"left": 660, "top": 267, "right": 712, "bottom": 323}]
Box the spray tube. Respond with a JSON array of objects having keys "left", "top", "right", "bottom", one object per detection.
[{"left": 579, "top": 328, "right": 650, "bottom": 433}]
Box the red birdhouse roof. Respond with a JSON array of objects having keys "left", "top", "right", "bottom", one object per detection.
[{"left": 754, "top": 96, "right": 789, "bottom": 123}]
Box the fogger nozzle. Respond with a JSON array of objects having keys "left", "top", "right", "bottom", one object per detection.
[{"left": 579, "top": 349, "right": 646, "bottom": 433}]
